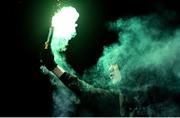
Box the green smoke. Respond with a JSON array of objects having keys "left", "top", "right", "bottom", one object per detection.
[
  {"left": 48, "top": 5, "right": 180, "bottom": 116},
  {"left": 47, "top": 71, "right": 80, "bottom": 116},
  {"left": 49, "top": 6, "right": 80, "bottom": 116},
  {"left": 51, "top": 6, "right": 79, "bottom": 45},
  {"left": 50, "top": 6, "right": 79, "bottom": 75},
  {"left": 81, "top": 13, "right": 180, "bottom": 116}
]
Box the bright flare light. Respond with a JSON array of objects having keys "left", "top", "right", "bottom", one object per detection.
[{"left": 51, "top": 6, "right": 79, "bottom": 40}]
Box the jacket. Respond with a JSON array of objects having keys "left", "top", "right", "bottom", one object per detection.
[{"left": 59, "top": 72, "right": 136, "bottom": 116}]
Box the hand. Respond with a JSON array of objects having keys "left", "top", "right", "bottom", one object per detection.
[{"left": 40, "top": 46, "right": 57, "bottom": 71}]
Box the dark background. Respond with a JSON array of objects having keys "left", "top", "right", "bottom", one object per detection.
[{"left": 1, "top": 0, "right": 179, "bottom": 116}]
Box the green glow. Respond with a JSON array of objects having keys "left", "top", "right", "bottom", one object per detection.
[
  {"left": 50, "top": 6, "right": 79, "bottom": 75},
  {"left": 82, "top": 14, "right": 180, "bottom": 91},
  {"left": 48, "top": 6, "right": 180, "bottom": 115},
  {"left": 51, "top": 6, "right": 79, "bottom": 40},
  {"left": 51, "top": 6, "right": 79, "bottom": 52},
  {"left": 81, "top": 14, "right": 180, "bottom": 116}
]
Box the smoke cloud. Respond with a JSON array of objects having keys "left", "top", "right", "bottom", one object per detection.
[
  {"left": 81, "top": 13, "right": 180, "bottom": 116},
  {"left": 47, "top": 71, "right": 80, "bottom": 116},
  {"left": 49, "top": 6, "right": 79, "bottom": 117},
  {"left": 49, "top": 7, "right": 180, "bottom": 116},
  {"left": 51, "top": 6, "right": 79, "bottom": 75}
]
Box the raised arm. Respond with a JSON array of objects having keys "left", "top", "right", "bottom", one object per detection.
[{"left": 40, "top": 48, "right": 122, "bottom": 116}]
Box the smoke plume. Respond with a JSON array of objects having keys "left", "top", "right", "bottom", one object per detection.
[
  {"left": 47, "top": 71, "right": 80, "bottom": 116},
  {"left": 51, "top": 6, "right": 79, "bottom": 75},
  {"left": 49, "top": 6, "right": 79, "bottom": 116},
  {"left": 49, "top": 6, "right": 180, "bottom": 115},
  {"left": 81, "top": 13, "right": 180, "bottom": 116}
]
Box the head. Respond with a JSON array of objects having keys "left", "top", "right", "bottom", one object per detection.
[{"left": 108, "top": 64, "right": 122, "bottom": 85}]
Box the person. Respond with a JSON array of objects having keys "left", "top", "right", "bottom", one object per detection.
[
  {"left": 41, "top": 47, "right": 179, "bottom": 117},
  {"left": 40, "top": 47, "right": 137, "bottom": 117}
]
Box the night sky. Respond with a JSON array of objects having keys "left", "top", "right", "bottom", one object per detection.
[{"left": 1, "top": 0, "right": 180, "bottom": 116}]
